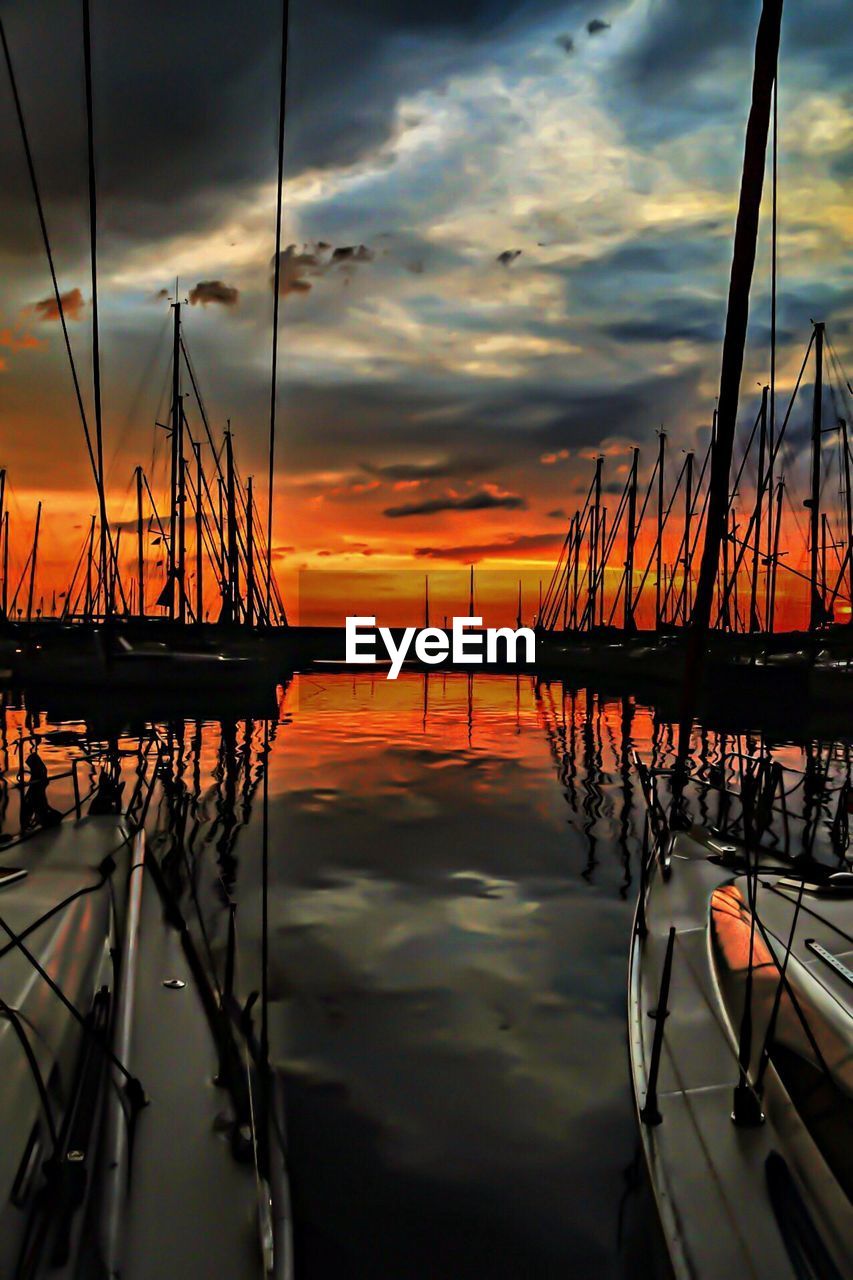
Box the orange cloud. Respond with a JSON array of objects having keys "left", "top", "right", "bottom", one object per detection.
[
  {"left": 33, "top": 288, "right": 85, "bottom": 322},
  {"left": 0, "top": 327, "right": 45, "bottom": 351}
]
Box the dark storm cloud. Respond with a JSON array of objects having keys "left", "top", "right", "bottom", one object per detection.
[
  {"left": 189, "top": 280, "right": 240, "bottom": 307},
  {"left": 609, "top": 0, "right": 849, "bottom": 144},
  {"left": 415, "top": 531, "right": 560, "bottom": 559},
  {"left": 32, "top": 287, "right": 85, "bottom": 321},
  {"left": 603, "top": 297, "right": 723, "bottom": 346},
  {"left": 362, "top": 456, "right": 492, "bottom": 481},
  {"left": 270, "top": 368, "right": 699, "bottom": 482},
  {"left": 0, "top": 0, "right": 582, "bottom": 267},
  {"left": 383, "top": 489, "right": 527, "bottom": 518}
]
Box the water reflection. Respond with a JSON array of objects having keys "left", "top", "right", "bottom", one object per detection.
[{"left": 1, "top": 674, "right": 850, "bottom": 1278}]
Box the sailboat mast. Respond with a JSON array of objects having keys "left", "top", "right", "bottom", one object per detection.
[
  {"left": 266, "top": 0, "right": 290, "bottom": 621},
  {"left": 195, "top": 442, "right": 203, "bottom": 625},
  {"left": 768, "top": 476, "right": 784, "bottom": 632},
  {"left": 655, "top": 431, "right": 666, "bottom": 630},
  {"left": 225, "top": 425, "right": 239, "bottom": 624},
  {"left": 1, "top": 511, "right": 7, "bottom": 620},
  {"left": 679, "top": 452, "right": 694, "bottom": 625},
  {"left": 749, "top": 385, "right": 768, "bottom": 631},
  {"left": 0, "top": 469, "right": 5, "bottom": 619},
  {"left": 136, "top": 465, "right": 145, "bottom": 617},
  {"left": 599, "top": 505, "right": 607, "bottom": 626},
  {"left": 842, "top": 416, "right": 853, "bottom": 618},
  {"left": 681, "top": 0, "right": 784, "bottom": 726},
  {"left": 571, "top": 513, "right": 581, "bottom": 629},
  {"left": 808, "top": 321, "right": 825, "bottom": 630},
  {"left": 246, "top": 475, "right": 255, "bottom": 628},
  {"left": 169, "top": 300, "right": 181, "bottom": 622},
  {"left": 589, "top": 456, "right": 603, "bottom": 629},
  {"left": 84, "top": 516, "right": 94, "bottom": 619},
  {"left": 624, "top": 448, "right": 639, "bottom": 633},
  {"left": 177, "top": 399, "right": 186, "bottom": 624},
  {"left": 26, "top": 501, "right": 41, "bottom": 623}
]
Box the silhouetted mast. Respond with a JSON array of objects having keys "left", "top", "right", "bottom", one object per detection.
[
  {"left": 749, "top": 385, "right": 768, "bottom": 631},
  {"left": 1, "top": 511, "right": 8, "bottom": 620},
  {"left": 82, "top": 0, "right": 110, "bottom": 615},
  {"left": 135, "top": 465, "right": 145, "bottom": 617},
  {"left": 842, "top": 416, "right": 853, "bottom": 617},
  {"left": 624, "top": 448, "right": 639, "bottom": 633},
  {"left": 178, "top": 400, "right": 187, "bottom": 624},
  {"left": 768, "top": 476, "right": 784, "bottom": 632},
  {"left": 808, "top": 321, "right": 825, "bottom": 630},
  {"left": 195, "top": 442, "right": 204, "bottom": 625},
  {"left": 168, "top": 300, "right": 181, "bottom": 621},
  {"left": 266, "top": 0, "right": 291, "bottom": 621},
  {"left": 26, "top": 501, "right": 41, "bottom": 623},
  {"left": 681, "top": 0, "right": 784, "bottom": 734},
  {"left": 0, "top": 469, "right": 5, "bottom": 619},
  {"left": 246, "top": 475, "right": 255, "bottom": 628},
  {"left": 225, "top": 425, "right": 239, "bottom": 623},
  {"left": 589, "top": 455, "right": 603, "bottom": 629},
  {"left": 673, "top": 451, "right": 694, "bottom": 625},
  {"left": 655, "top": 430, "right": 666, "bottom": 630}
]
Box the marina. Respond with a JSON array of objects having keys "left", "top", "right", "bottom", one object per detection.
[{"left": 0, "top": 0, "right": 850, "bottom": 1275}]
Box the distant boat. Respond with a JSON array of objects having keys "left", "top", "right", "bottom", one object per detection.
[{"left": 10, "top": 628, "right": 274, "bottom": 693}]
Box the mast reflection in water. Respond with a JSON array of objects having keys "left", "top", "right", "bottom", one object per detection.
[{"left": 2, "top": 673, "right": 850, "bottom": 1278}]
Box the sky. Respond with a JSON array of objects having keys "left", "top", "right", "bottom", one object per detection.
[{"left": 0, "top": 0, "right": 851, "bottom": 625}]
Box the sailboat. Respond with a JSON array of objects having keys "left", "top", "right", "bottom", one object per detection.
[
  {"left": 628, "top": 4, "right": 853, "bottom": 1277},
  {"left": 0, "top": 734, "right": 293, "bottom": 1278},
  {"left": 630, "top": 753, "right": 852, "bottom": 1279}
]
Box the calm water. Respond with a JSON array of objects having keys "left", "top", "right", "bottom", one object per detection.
[{"left": 3, "top": 673, "right": 851, "bottom": 1278}]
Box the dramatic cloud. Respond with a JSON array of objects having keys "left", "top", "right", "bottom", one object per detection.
[
  {"left": 415, "top": 532, "right": 560, "bottom": 560},
  {"left": 362, "top": 456, "right": 491, "bottom": 482},
  {"left": 383, "top": 490, "right": 527, "bottom": 519},
  {"left": 0, "top": 0, "right": 848, "bottom": 600},
  {"left": 33, "top": 288, "right": 85, "bottom": 322},
  {"left": 188, "top": 279, "right": 239, "bottom": 307}
]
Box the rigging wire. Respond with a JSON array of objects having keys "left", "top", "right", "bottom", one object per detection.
[
  {"left": 82, "top": 0, "right": 110, "bottom": 612},
  {"left": 266, "top": 0, "right": 290, "bottom": 623}
]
